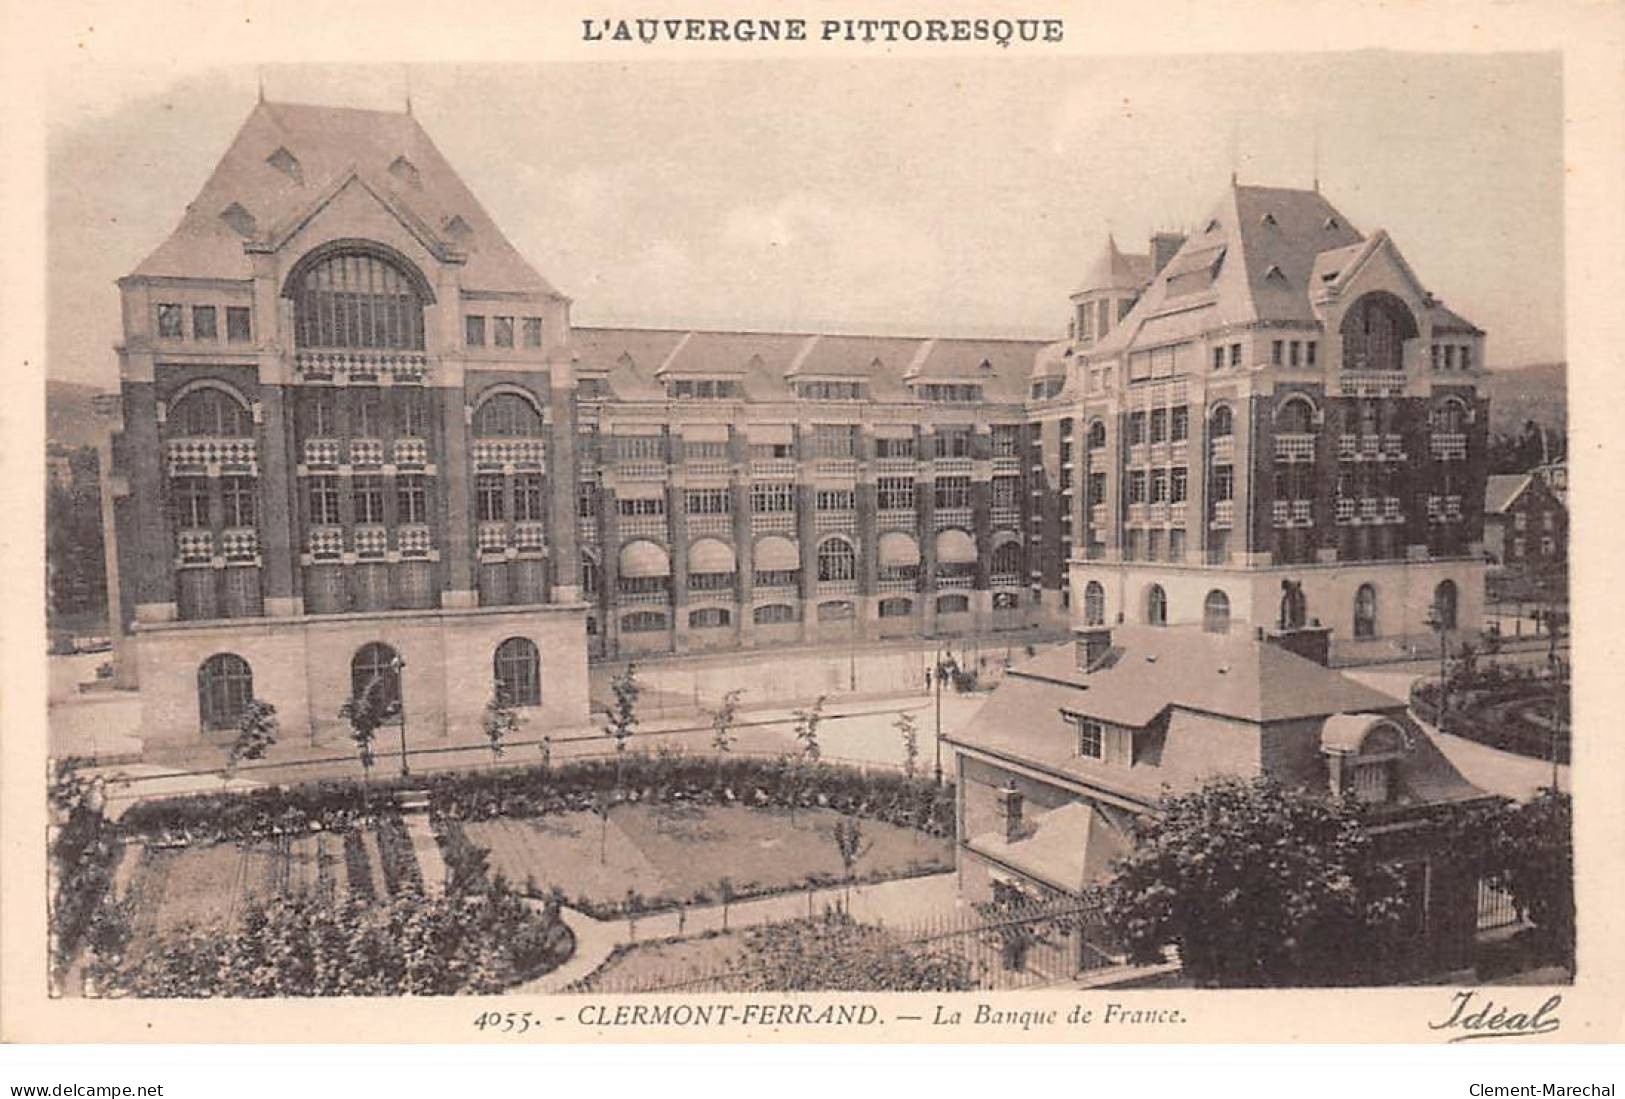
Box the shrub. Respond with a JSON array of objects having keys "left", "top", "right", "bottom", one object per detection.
[
  {"left": 51, "top": 802, "right": 123, "bottom": 978},
  {"left": 373, "top": 814, "right": 422, "bottom": 896},
  {"left": 341, "top": 829, "right": 375, "bottom": 902}
]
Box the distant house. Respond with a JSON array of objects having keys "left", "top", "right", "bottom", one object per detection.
[
  {"left": 946, "top": 622, "right": 1494, "bottom": 977},
  {"left": 1484, "top": 473, "right": 1567, "bottom": 597},
  {"left": 1531, "top": 459, "right": 1567, "bottom": 504}
]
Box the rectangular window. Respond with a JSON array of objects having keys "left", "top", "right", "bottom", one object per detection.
[
  {"left": 476, "top": 473, "right": 506, "bottom": 522},
  {"left": 1127, "top": 470, "right": 1147, "bottom": 504},
  {"left": 1432, "top": 344, "right": 1442, "bottom": 371},
  {"left": 522, "top": 316, "right": 543, "bottom": 348},
  {"left": 1169, "top": 528, "right": 1186, "bottom": 562},
  {"left": 749, "top": 441, "right": 794, "bottom": 460},
  {"left": 616, "top": 495, "right": 665, "bottom": 517},
  {"left": 1514, "top": 512, "right": 1527, "bottom": 531},
  {"left": 465, "top": 315, "right": 486, "bottom": 347},
  {"left": 1460, "top": 345, "right": 1473, "bottom": 371},
  {"left": 192, "top": 306, "right": 218, "bottom": 341},
  {"left": 1230, "top": 343, "right": 1243, "bottom": 368},
  {"left": 755, "top": 569, "right": 799, "bottom": 589},
  {"left": 877, "top": 476, "right": 915, "bottom": 511},
  {"left": 493, "top": 316, "right": 515, "bottom": 349},
  {"left": 308, "top": 476, "right": 342, "bottom": 526},
  {"left": 1212, "top": 346, "right": 1224, "bottom": 372},
  {"left": 1122, "top": 529, "right": 1140, "bottom": 562},
  {"left": 226, "top": 306, "right": 252, "bottom": 343},
  {"left": 816, "top": 488, "right": 856, "bottom": 511},
  {"left": 1087, "top": 471, "right": 1106, "bottom": 506},
  {"left": 398, "top": 389, "right": 427, "bottom": 437},
  {"left": 1171, "top": 467, "right": 1189, "bottom": 504},
  {"left": 614, "top": 435, "right": 664, "bottom": 461},
  {"left": 685, "top": 488, "right": 732, "bottom": 515},
  {"left": 750, "top": 482, "right": 796, "bottom": 513},
  {"left": 683, "top": 439, "right": 729, "bottom": 461},
  {"left": 1150, "top": 408, "right": 1168, "bottom": 444},
  {"left": 1147, "top": 529, "right": 1163, "bottom": 561},
  {"left": 875, "top": 437, "right": 915, "bottom": 459},
  {"left": 934, "top": 429, "right": 973, "bottom": 458},
  {"left": 1151, "top": 468, "right": 1169, "bottom": 503},
  {"left": 1128, "top": 411, "right": 1147, "bottom": 445},
  {"left": 1213, "top": 465, "right": 1234, "bottom": 502},
  {"left": 813, "top": 424, "right": 858, "bottom": 458},
  {"left": 1072, "top": 715, "right": 1104, "bottom": 759},
  {"left": 992, "top": 477, "right": 1020, "bottom": 509},
  {"left": 397, "top": 475, "right": 428, "bottom": 524},
  {"left": 514, "top": 473, "right": 546, "bottom": 521},
  {"left": 1289, "top": 340, "right": 1301, "bottom": 367},
  {"left": 353, "top": 392, "right": 382, "bottom": 438},
  {"left": 221, "top": 476, "right": 255, "bottom": 528},
  {"left": 1444, "top": 346, "right": 1457, "bottom": 369},
  {"left": 1272, "top": 340, "right": 1284, "bottom": 365},
  {"left": 1171, "top": 405, "right": 1189, "bottom": 442},
  {"left": 155, "top": 303, "right": 184, "bottom": 339},
  {"left": 353, "top": 475, "right": 386, "bottom": 524},
  {"left": 992, "top": 425, "right": 1021, "bottom": 457},
  {"left": 1512, "top": 537, "right": 1525, "bottom": 558},
  {"left": 1306, "top": 341, "right": 1317, "bottom": 367},
  {"left": 576, "top": 483, "right": 596, "bottom": 519},
  {"left": 1543, "top": 511, "right": 1555, "bottom": 531},
  {"left": 1541, "top": 536, "right": 1555, "bottom": 555},
  {"left": 173, "top": 476, "right": 211, "bottom": 529},
  {"left": 934, "top": 476, "right": 972, "bottom": 510}
]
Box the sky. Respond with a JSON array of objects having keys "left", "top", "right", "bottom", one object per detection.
[{"left": 46, "top": 52, "right": 1565, "bottom": 388}]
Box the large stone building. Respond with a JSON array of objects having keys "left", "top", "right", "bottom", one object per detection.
[{"left": 99, "top": 98, "right": 1492, "bottom": 747}]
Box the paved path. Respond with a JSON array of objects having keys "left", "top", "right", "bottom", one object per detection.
[
  {"left": 404, "top": 815, "right": 447, "bottom": 894},
  {"left": 515, "top": 870, "right": 962, "bottom": 993}
]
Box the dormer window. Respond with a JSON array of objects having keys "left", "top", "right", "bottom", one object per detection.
[
  {"left": 1205, "top": 219, "right": 1221, "bottom": 233},
  {"left": 1324, "top": 216, "right": 1341, "bottom": 230},
  {"left": 266, "top": 146, "right": 303, "bottom": 184},
  {"left": 669, "top": 378, "right": 740, "bottom": 400},
  {"left": 219, "top": 202, "right": 257, "bottom": 238},
  {"left": 1261, "top": 213, "right": 1278, "bottom": 227},
  {"left": 1062, "top": 710, "right": 1105, "bottom": 759},
  {"left": 797, "top": 380, "right": 864, "bottom": 401},
  {"left": 1264, "top": 264, "right": 1285, "bottom": 280},
  {"left": 913, "top": 382, "right": 983, "bottom": 403},
  {"left": 1324, "top": 717, "right": 1411, "bottom": 805},
  {"left": 388, "top": 155, "right": 422, "bottom": 188}
]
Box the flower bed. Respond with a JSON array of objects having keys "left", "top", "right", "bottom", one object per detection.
[
  {"left": 51, "top": 804, "right": 124, "bottom": 978},
  {"left": 373, "top": 814, "right": 423, "bottom": 896},
  {"left": 341, "top": 829, "right": 376, "bottom": 902}
]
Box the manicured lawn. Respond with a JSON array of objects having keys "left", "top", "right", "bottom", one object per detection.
[{"left": 464, "top": 802, "right": 951, "bottom": 910}]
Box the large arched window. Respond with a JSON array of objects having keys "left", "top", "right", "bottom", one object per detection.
[
  {"left": 990, "top": 540, "right": 1023, "bottom": 578},
  {"left": 1280, "top": 581, "right": 1308, "bottom": 630},
  {"left": 1433, "top": 579, "right": 1458, "bottom": 631},
  {"left": 197, "top": 653, "right": 253, "bottom": 730},
  {"left": 1203, "top": 590, "right": 1231, "bottom": 634},
  {"left": 1087, "top": 420, "right": 1107, "bottom": 449},
  {"left": 817, "top": 536, "right": 856, "bottom": 582},
  {"left": 1083, "top": 580, "right": 1105, "bottom": 626},
  {"left": 1146, "top": 584, "right": 1168, "bottom": 627},
  {"left": 171, "top": 388, "right": 251, "bottom": 437},
  {"left": 1354, "top": 583, "right": 1378, "bottom": 639},
  {"left": 474, "top": 392, "right": 545, "bottom": 437},
  {"left": 1210, "top": 404, "right": 1234, "bottom": 437},
  {"left": 1276, "top": 396, "right": 1315, "bottom": 434},
  {"left": 351, "top": 642, "right": 402, "bottom": 713},
  {"left": 1434, "top": 397, "right": 1468, "bottom": 434},
  {"left": 291, "top": 247, "right": 429, "bottom": 350},
  {"left": 493, "top": 637, "right": 541, "bottom": 706},
  {"left": 1340, "top": 291, "right": 1418, "bottom": 372}
]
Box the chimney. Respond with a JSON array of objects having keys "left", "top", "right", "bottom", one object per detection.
[
  {"left": 996, "top": 785, "right": 1024, "bottom": 843},
  {"left": 1262, "top": 623, "right": 1333, "bottom": 666},
  {"left": 1150, "top": 232, "right": 1188, "bottom": 277},
  {"left": 1074, "top": 626, "right": 1112, "bottom": 672}
]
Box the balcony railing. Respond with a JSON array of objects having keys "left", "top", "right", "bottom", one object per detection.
[
  {"left": 345, "top": 437, "right": 382, "bottom": 468},
  {"left": 877, "top": 508, "right": 917, "bottom": 530},
  {"left": 877, "top": 575, "right": 918, "bottom": 594},
  {"left": 1274, "top": 434, "right": 1316, "bottom": 463},
  {"left": 991, "top": 506, "right": 1021, "bottom": 529},
  {"left": 1336, "top": 497, "right": 1356, "bottom": 524},
  {"left": 1339, "top": 370, "right": 1408, "bottom": 397},
  {"left": 815, "top": 458, "right": 858, "bottom": 479},
  {"left": 1359, "top": 497, "right": 1380, "bottom": 523},
  {"left": 1273, "top": 500, "right": 1314, "bottom": 528},
  {"left": 1089, "top": 504, "right": 1107, "bottom": 528},
  {"left": 220, "top": 527, "right": 259, "bottom": 561},
  {"left": 1430, "top": 433, "right": 1467, "bottom": 462},
  {"left": 1147, "top": 502, "right": 1169, "bottom": 523},
  {"left": 398, "top": 524, "right": 432, "bottom": 558},
  {"left": 302, "top": 438, "right": 341, "bottom": 468},
  {"left": 294, "top": 349, "right": 430, "bottom": 384},
  {"left": 477, "top": 522, "right": 509, "bottom": 553},
  {"left": 683, "top": 458, "right": 733, "bottom": 478},
  {"left": 618, "top": 588, "right": 670, "bottom": 606},
  {"left": 176, "top": 529, "right": 213, "bottom": 564},
  {"left": 1127, "top": 502, "right": 1147, "bottom": 523},
  {"left": 749, "top": 512, "right": 797, "bottom": 537},
  {"left": 354, "top": 524, "right": 388, "bottom": 559},
  {"left": 513, "top": 521, "right": 547, "bottom": 552},
  {"left": 933, "top": 457, "right": 974, "bottom": 476},
  {"left": 617, "top": 515, "right": 669, "bottom": 540},
  {"left": 576, "top": 518, "right": 600, "bottom": 545},
  {"left": 392, "top": 438, "right": 429, "bottom": 469},
  {"left": 817, "top": 579, "right": 859, "bottom": 597},
  {"left": 751, "top": 583, "right": 800, "bottom": 601},
  {"left": 1428, "top": 494, "right": 1465, "bottom": 523},
  {"left": 1384, "top": 496, "right": 1403, "bottom": 522},
  {"left": 989, "top": 572, "right": 1022, "bottom": 589},
  {"left": 1211, "top": 500, "right": 1234, "bottom": 528},
  {"left": 934, "top": 507, "right": 973, "bottom": 530},
  {"left": 166, "top": 437, "right": 258, "bottom": 476},
  {"left": 873, "top": 457, "right": 918, "bottom": 476},
  {"left": 750, "top": 459, "right": 798, "bottom": 479},
  {"left": 307, "top": 526, "right": 343, "bottom": 559},
  {"left": 475, "top": 438, "right": 547, "bottom": 471},
  {"left": 1381, "top": 434, "right": 1406, "bottom": 460},
  {"left": 933, "top": 575, "right": 974, "bottom": 591},
  {"left": 685, "top": 513, "right": 733, "bottom": 538},
  {"left": 1170, "top": 502, "right": 1188, "bottom": 526},
  {"left": 815, "top": 511, "right": 857, "bottom": 534},
  {"left": 1209, "top": 435, "right": 1234, "bottom": 462},
  {"left": 686, "top": 587, "right": 735, "bottom": 607},
  {"left": 991, "top": 456, "right": 1022, "bottom": 476}
]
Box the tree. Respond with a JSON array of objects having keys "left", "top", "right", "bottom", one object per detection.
[
  {"left": 603, "top": 663, "right": 641, "bottom": 789},
  {"left": 224, "top": 700, "right": 279, "bottom": 783},
  {"left": 831, "top": 816, "right": 871, "bottom": 910},
  {"left": 707, "top": 687, "right": 745, "bottom": 786},
  {"left": 1490, "top": 789, "right": 1574, "bottom": 970},
  {"left": 894, "top": 710, "right": 920, "bottom": 782},
  {"left": 792, "top": 694, "right": 826, "bottom": 762},
  {"left": 482, "top": 695, "right": 519, "bottom": 763},
  {"left": 1105, "top": 776, "right": 1411, "bottom": 987},
  {"left": 338, "top": 682, "right": 390, "bottom": 806}
]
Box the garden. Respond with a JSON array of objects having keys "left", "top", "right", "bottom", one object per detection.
[{"left": 1410, "top": 654, "right": 1569, "bottom": 763}]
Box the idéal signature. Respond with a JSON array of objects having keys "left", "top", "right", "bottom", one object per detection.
[{"left": 1429, "top": 990, "right": 1562, "bottom": 1042}]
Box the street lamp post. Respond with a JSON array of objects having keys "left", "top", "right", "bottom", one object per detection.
[
  {"left": 933, "top": 640, "right": 944, "bottom": 786},
  {"left": 391, "top": 656, "right": 411, "bottom": 777}
]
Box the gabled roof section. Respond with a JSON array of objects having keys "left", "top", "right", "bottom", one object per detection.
[
  {"left": 1430, "top": 300, "right": 1485, "bottom": 336},
  {"left": 1485, "top": 473, "right": 1536, "bottom": 514},
  {"left": 1073, "top": 234, "right": 1152, "bottom": 297},
  {"left": 1310, "top": 228, "right": 1431, "bottom": 308},
  {"left": 133, "top": 99, "right": 561, "bottom": 297},
  {"left": 1088, "top": 184, "right": 1364, "bottom": 361}
]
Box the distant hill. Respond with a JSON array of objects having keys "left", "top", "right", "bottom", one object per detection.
[
  {"left": 46, "top": 380, "right": 111, "bottom": 450},
  {"left": 1485, "top": 362, "right": 1565, "bottom": 438}
]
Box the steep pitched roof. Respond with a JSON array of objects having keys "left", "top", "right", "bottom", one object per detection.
[
  {"left": 570, "top": 327, "right": 1045, "bottom": 403},
  {"left": 1430, "top": 301, "right": 1485, "bottom": 335},
  {"left": 1073, "top": 234, "right": 1152, "bottom": 296},
  {"left": 967, "top": 801, "right": 1132, "bottom": 893},
  {"left": 132, "top": 100, "right": 559, "bottom": 297},
  {"left": 1088, "top": 184, "right": 1365, "bottom": 360},
  {"left": 1485, "top": 473, "right": 1536, "bottom": 514}
]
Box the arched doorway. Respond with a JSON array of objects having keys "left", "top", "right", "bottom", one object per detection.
[
  {"left": 1354, "top": 584, "right": 1378, "bottom": 639},
  {"left": 1433, "top": 579, "right": 1458, "bottom": 631},
  {"left": 493, "top": 637, "right": 541, "bottom": 707},
  {"left": 1146, "top": 584, "right": 1168, "bottom": 627},
  {"left": 1203, "top": 590, "right": 1231, "bottom": 634},
  {"left": 1083, "top": 581, "right": 1105, "bottom": 626},
  {"left": 197, "top": 653, "right": 252, "bottom": 730},
  {"left": 351, "top": 642, "right": 403, "bottom": 714}
]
